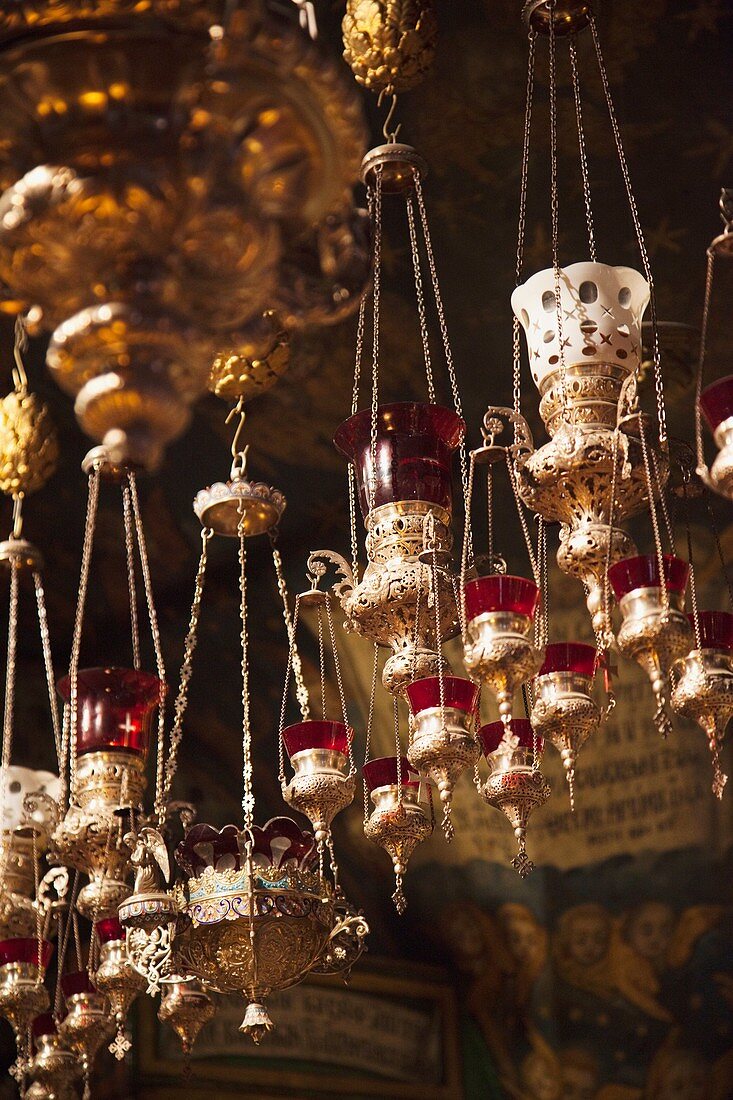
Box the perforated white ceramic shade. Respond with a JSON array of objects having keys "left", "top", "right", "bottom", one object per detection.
[
  {"left": 511, "top": 261, "right": 650, "bottom": 391},
  {"left": 0, "top": 765, "right": 61, "bottom": 832}
]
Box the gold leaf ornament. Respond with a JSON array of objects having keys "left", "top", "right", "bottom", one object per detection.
[
  {"left": 208, "top": 313, "right": 290, "bottom": 402},
  {"left": 0, "top": 388, "right": 58, "bottom": 496},
  {"left": 343, "top": 0, "right": 438, "bottom": 95}
]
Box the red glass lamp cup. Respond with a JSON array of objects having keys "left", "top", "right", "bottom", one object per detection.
[
  {"left": 0, "top": 938, "right": 54, "bottom": 970},
  {"left": 700, "top": 376, "right": 733, "bottom": 433},
  {"left": 32, "top": 1013, "right": 58, "bottom": 1039},
  {"left": 95, "top": 919, "right": 125, "bottom": 945},
  {"left": 538, "top": 643, "right": 596, "bottom": 679},
  {"left": 282, "top": 720, "right": 350, "bottom": 758},
  {"left": 478, "top": 719, "right": 542, "bottom": 757},
  {"left": 61, "top": 971, "right": 97, "bottom": 999},
  {"left": 57, "top": 667, "right": 163, "bottom": 757},
  {"left": 405, "top": 675, "right": 479, "bottom": 716},
  {"left": 608, "top": 554, "right": 689, "bottom": 599},
  {"left": 689, "top": 610, "right": 733, "bottom": 652},
  {"left": 334, "top": 401, "right": 465, "bottom": 518},
  {"left": 362, "top": 756, "right": 420, "bottom": 792},
  {"left": 464, "top": 575, "right": 539, "bottom": 623}
]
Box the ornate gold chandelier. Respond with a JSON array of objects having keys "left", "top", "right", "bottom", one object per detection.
[{"left": 0, "top": 0, "right": 369, "bottom": 468}]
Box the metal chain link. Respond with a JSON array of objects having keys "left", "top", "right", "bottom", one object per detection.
[
  {"left": 362, "top": 644, "right": 379, "bottom": 823},
  {"left": 34, "top": 572, "right": 63, "bottom": 770},
  {"left": 682, "top": 479, "right": 703, "bottom": 652},
  {"left": 412, "top": 172, "right": 472, "bottom": 548},
  {"left": 569, "top": 38, "right": 597, "bottom": 262},
  {"left": 589, "top": 15, "right": 667, "bottom": 446},
  {"left": 0, "top": 563, "right": 19, "bottom": 876},
  {"left": 325, "top": 596, "right": 352, "bottom": 773},
  {"left": 158, "top": 528, "right": 211, "bottom": 822},
  {"left": 238, "top": 517, "right": 254, "bottom": 829},
  {"left": 128, "top": 474, "right": 167, "bottom": 813},
  {"left": 458, "top": 450, "right": 476, "bottom": 641},
  {"left": 513, "top": 31, "right": 537, "bottom": 421},
  {"left": 704, "top": 490, "right": 733, "bottom": 611},
  {"left": 548, "top": 8, "right": 569, "bottom": 418},
  {"left": 270, "top": 536, "right": 309, "bottom": 719},
  {"left": 637, "top": 412, "right": 669, "bottom": 615},
  {"left": 368, "top": 167, "right": 383, "bottom": 514},
  {"left": 406, "top": 193, "right": 436, "bottom": 403},
  {"left": 68, "top": 467, "right": 101, "bottom": 804},
  {"left": 317, "top": 604, "right": 327, "bottom": 721},
  {"left": 695, "top": 250, "right": 716, "bottom": 474},
  {"left": 506, "top": 451, "right": 540, "bottom": 583},
  {"left": 393, "top": 694, "right": 403, "bottom": 808},
  {"left": 122, "top": 483, "right": 141, "bottom": 671}
]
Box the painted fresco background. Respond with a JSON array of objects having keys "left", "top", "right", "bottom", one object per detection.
[{"left": 1, "top": 1, "right": 733, "bottom": 1096}]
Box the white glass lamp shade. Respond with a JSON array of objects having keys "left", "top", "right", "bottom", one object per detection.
[{"left": 511, "top": 262, "right": 650, "bottom": 392}]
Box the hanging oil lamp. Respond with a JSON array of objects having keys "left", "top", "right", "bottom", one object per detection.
[
  {"left": 158, "top": 979, "right": 216, "bottom": 1056},
  {"left": 695, "top": 190, "right": 733, "bottom": 500},
  {"left": 93, "top": 917, "right": 146, "bottom": 1060},
  {"left": 503, "top": 1, "right": 672, "bottom": 642},
  {"left": 477, "top": 719, "right": 550, "bottom": 878},
  {"left": 531, "top": 643, "right": 600, "bottom": 810},
  {"left": 312, "top": 401, "right": 465, "bottom": 695},
  {"left": 405, "top": 675, "right": 479, "bottom": 840},
  {"left": 25, "top": 1014, "right": 82, "bottom": 1100},
  {"left": 310, "top": 29, "right": 469, "bottom": 698},
  {"left": 464, "top": 575, "right": 543, "bottom": 725},
  {"left": 279, "top": 582, "right": 356, "bottom": 848},
  {"left": 608, "top": 554, "right": 693, "bottom": 737},
  {"left": 58, "top": 970, "right": 114, "bottom": 1098},
  {"left": 53, "top": 666, "right": 163, "bottom": 919},
  {"left": 0, "top": 767, "right": 60, "bottom": 941},
  {"left": 672, "top": 611, "right": 733, "bottom": 799},
  {"left": 363, "top": 755, "right": 433, "bottom": 914},
  {"left": 0, "top": 938, "right": 53, "bottom": 1079}
]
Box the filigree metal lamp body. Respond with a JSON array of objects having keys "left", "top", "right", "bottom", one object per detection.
[
  {"left": 58, "top": 971, "right": 115, "bottom": 1086},
  {"left": 362, "top": 757, "right": 433, "bottom": 913},
  {"left": 313, "top": 402, "right": 464, "bottom": 696},
  {"left": 530, "top": 643, "right": 600, "bottom": 810},
  {"left": 405, "top": 675, "right": 479, "bottom": 839},
  {"left": 671, "top": 611, "right": 733, "bottom": 799},
  {"left": 94, "top": 918, "right": 145, "bottom": 1060},
  {"left": 478, "top": 720, "right": 550, "bottom": 878},
  {"left": 25, "top": 1016, "right": 82, "bottom": 1100},
  {"left": 158, "top": 979, "right": 215, "bottom": 1055},
  {"left": 700, "top": 377, "right": 733, "bottom": 500},
  {"left": 282, "top": 721, "right": 356, "bottom": 844},
  {"left": 463, "top": 575, "right": 543, "bottom": 725},
  {"left": 609, "top": 554, "right": 693, "bottom": 736},
  {"left": 0, "top": 938, "right": 53, "bottom": 1075}
]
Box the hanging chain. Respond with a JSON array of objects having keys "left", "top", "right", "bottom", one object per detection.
[
  {"left": 324, "top": 596, "right": 352, "bottom": 772},
  {"left": 568, "top": 38, "right": 597, "bottom": 262},
  {"left": 548, "top": 8, "right": 569, "bottom": 418},
  {"left": 513, "top": 31, "right": 537, "bottom": 422},
  {"left": 650, "top": 447, "right": 676, "bottom": 553},
  {"left": 682, "top": 478, "right": 702, "bottom": 652},
  {"left": 270, "top": 536, "right": 309, "bottom": 719},
  {"left": 413, "top": 172, "right": 472, "bottom": 555},
  {"left": 277, "top": 596, "right": 303, "bottom": 785},
  {"left": 238, "top": 517, "right": 254, "bottom": 829},
  {"left": 589, "top": 15, "right": 667, "bottom": 446},
  {"left": 458, "top": 449, "right": 476, "bottom": 641},
  {"left": 393, "top": 694, "right": 403, "bottom": 807},
  {"left": 317, "top": 604, "right": 327, "bottom": 721},
  {"left": 158, "top": 528, "right": 211, "bottom": 822},
  {"left": 348, "top": 465, "right": 360, "bottom": 584},
  {"left": 122, "top": 483, "right": 141, "bottom": 670},
  {"left": 506, "top": 451, "right": 540, "bottom": 583},
  {"left": 0, "top": 563, "right": 19, "bottom": 875},
  {"left": 34, "top": 572, "right": 63, "bottom": 769},
  {"left": 637, "top": 412, "right": 669, "bottom": 615},
  {"left": 695, "top": 250, "right": 716, "bottom": 475},
  {"left": 68, "top": 467, "right": 101, "bottom": 804},
  {"left": 128, "top": 474, "right": 166, "bottom": 815},
  {"left": 486, "top": 465, "right": 495, "bottom": 570},
  {"left": 406, "top": 193, "right": 436, "bottom": 403},
  {"left": 362, "top": 644, "right": 379, "bottom": 823},
  {"left": 368, "top": 168, "right": 384, "bottom": 514},
  {"left": 536, "top": 517, "right": 549, "bottom": 651}
]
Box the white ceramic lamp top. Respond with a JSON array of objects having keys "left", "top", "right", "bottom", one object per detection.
[
  {"left": 511, "top": 262, "right": 650, "bottom": 392},
  {"left": 0, "top": 765, "right": 61, "bottom": 833}
]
